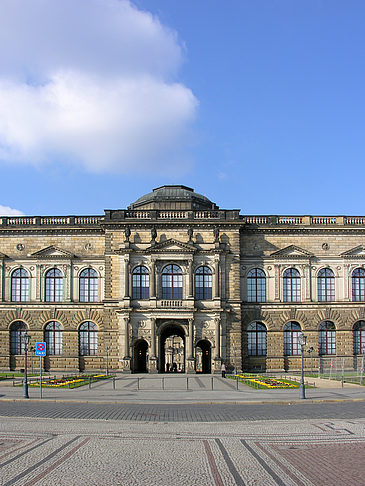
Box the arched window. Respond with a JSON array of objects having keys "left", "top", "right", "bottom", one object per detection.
[
  {"left": 353, "top": 321, "right": 365, "bottom": 355},
  {"left": 10, "top": 321, "right": 27, "bottom": 355},
  {"left": 283, "top": 268, "right": 301, "bottom": 302},
  {"left": 195, "top": 266, "right": 212, "bottom": 300},
  {"left": 319, "top": 321, "right": 336, "bottom": 355},
  {"left": 44, "top": 321, "right": 63, "bottom": 355},
  {"left": 318, "top": 268, "right": 335, "bottom": 302},
  {"left": 132, "top": 266, "right": 149, "bottom": 299},
  {"left": 162, "top": 264, "right": 183, "bottom": 299},
  {"left": 79, "top": 322, "right": 98, "bottom": 356},
  {"left": 45, "top": 268, "right": 63, "bottom": 302},
  {"left": 247, "top": 268, "right": 266, "bottom": 302},
  {"left": 352, "top": 268, "right": 365, "bottom": 302},
  {"left": 247, "top": 322, "right": 267, "bottom": 356},
  {"left": 11, "top": 268, "right": 29, "bottom": 302},
  {"left": 284, "top": 321, "right": 301, "bottom": 356},
  {"left": 79, "top": 268, "right": 98, "bottom": 302}
]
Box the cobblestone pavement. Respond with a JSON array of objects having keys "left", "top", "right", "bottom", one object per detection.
[
  {"left": 0, "top": 400, "right": 365, "bottom": 422},
  {"left": 1, "top": 415, "right": 365, "bottom": 485}
]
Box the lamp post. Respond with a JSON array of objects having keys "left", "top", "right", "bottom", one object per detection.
[
  {"left": 298, "top": 331, "right": 307, "bottom": 399},
  {"left": 23, "top": 330, "right": 30, "bottom": 399},
  {"left": 307, "top": 346, "right": 314, "bottom": 374},
  {"left": 30, "top": 346, "right": 35, "bottom": 375},
  {"left": 105, "top": 346, "right": 109, "bottom": 376},
  {"left": 233, "top": 346, "right": 237, "bottom": 376}
]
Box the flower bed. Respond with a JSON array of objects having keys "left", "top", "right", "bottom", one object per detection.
[
  {"left": 229, "top": 374, "right": 298, "bottom": 389},
  {"left": 28, "top": 374, "right": 111, "bottom": 389}
]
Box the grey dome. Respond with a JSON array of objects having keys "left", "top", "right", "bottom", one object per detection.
[{"left": 129, "top": 185, "right": 218, "bottom": 211}]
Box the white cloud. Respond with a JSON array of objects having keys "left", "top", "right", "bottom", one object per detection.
[
  {"left": 0, "top": 205, "right": 24, "bottom": 216},
  {"left": 0, "top": 0, "right": 197, "bottom": 174}
]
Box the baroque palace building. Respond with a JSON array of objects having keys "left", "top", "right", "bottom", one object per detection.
[{"left": 0, "top": 185, "right": 365, "bottom": 374}]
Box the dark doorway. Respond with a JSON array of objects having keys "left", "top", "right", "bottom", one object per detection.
[
  {"left": 159, "top": 323, "right": 185, "bottom": 373},
  {"left": 196, "top": 340, "right": 211, "bottom": 374},
  {"left": 134, "top": 340, "right": 148, "bottom": 373}
]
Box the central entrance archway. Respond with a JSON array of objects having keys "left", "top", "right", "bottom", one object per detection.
[
  {"left": 195, "top": 339, "right": 211, "bottom": 373},
  {"left": 159, "top": 322, "right": 186, "bottom": 373},
  {"left": 134, "top": 339, "right": 148, "bottom": 373}
]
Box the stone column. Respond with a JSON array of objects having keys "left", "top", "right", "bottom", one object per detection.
[
  {"left": 188, "top": 260, "right": 193, "bottom": 297},
  {"left": 150, "top": 318, "right": 156, "bottom": 357},
  {"left": 149, "top": 318, "right": 158, "bottom": 373},
  {"left": 0, "top": 264, "right": 3, "bottom": 302},
  {"left": 186, "top": 318, "right": 195, "bottom": 373},
  {"left": 150, "top": 260, "right": 156, "bottom": 297},
  {"left": 124, "top": 258, "right": 130, "bottom": 298},
  {"left": 124, "top": 317, "right": 130, "bottom": 358},
  {"left": 275, "top": 265, "right": 280, "bottom": 301},
  {"left": 118, "top": 313, "right": 131, "bottom": 373},
  {"left": 214, "top": 258, "right": 219, "bottom": 298},
  {"left": 64, "top": 264, "right": 71, "bottom": 302},
  {"left": 215, "top": 318, "right": 221, "bottom": 359},
  {"left": 304, "top": 264, "right": 311, "bottom": 301}
]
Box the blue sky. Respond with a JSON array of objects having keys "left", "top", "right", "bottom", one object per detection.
[{"left": 0, "top": 0, "right": 364, "bottom": 216}]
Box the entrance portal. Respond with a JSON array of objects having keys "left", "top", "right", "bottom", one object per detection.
[
  {"left": 134, "top": 339, "right": 148, "bottom": 373},
  {"left": 159, "top": 323, "right": 185, "bottom": 373},
  {"left": 195, "top": 340, "right": 211, "bottom": 373}
]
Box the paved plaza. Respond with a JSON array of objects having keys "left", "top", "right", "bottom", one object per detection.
[
  {"left": 1, "top": 415, "right": 365, "bottom": 485},
  {"left": 1, "top": 376, "right": 365, "bottom": 485}
]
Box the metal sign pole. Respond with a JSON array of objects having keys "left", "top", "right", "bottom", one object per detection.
[{"left": 40, "top": 356, "right": 42, "bottom": 399}]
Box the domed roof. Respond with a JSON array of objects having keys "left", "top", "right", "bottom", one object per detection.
[{"left": 129, "top": 185, "right": 218, "bottom": 211}]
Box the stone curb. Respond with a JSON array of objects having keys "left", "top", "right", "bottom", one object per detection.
[{"left": 1, "top": 397, "right": 365, "bottom": 406}]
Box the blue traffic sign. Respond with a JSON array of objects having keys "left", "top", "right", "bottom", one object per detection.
[{"left": 35, "top": 342, "right": 46, "bottom": 356}]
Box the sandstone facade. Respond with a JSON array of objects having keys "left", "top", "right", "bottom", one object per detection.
[{"left": 0, "top": 186, "right": 364, "bottom": 373}]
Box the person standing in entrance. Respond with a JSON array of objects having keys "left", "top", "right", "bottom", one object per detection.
[{"left": 221, "top": 363, "right": 226, "bottom": 378}]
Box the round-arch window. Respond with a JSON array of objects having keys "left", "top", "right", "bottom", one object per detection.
[
  {"left": 11, "top": 268, "right": 29, "bottom": 302},
  {"left": 132, "top": 266, "right": 149, "bottom": 299},
  {"left": 195, "top": 266, "right": 212, "bottom": 300},
  {"left": 319, "top": 321, "right": 336, "bottom": 355},
  {"left": 45, "top": 268, "right": 63, "bottom": 302},
  {"left": 247, "top": 322, "right": 267, "bottom": 356},
  {"left": 10, "top": 321, "right": 27, "bottom": 355},
  {"left": 354, "top": 321, "right": 365, "bottom": 354},
  {"left": 352, "top": 268, "right": 365, "bottom": 302},
  {"left": 44, "top": 321, "right": 63, "bottom": 355},
  {"left": 247, "top": 268, "right": 266, "bottom": 302},
  {"left": 79, "top": 322, "right": 98, "bottom": 356},
  {"left": 318, "top": 268, "right": 335, "bottom": 302},
  {"left": 79, "top": 268, "right": 98, "bottom": 302},
  {"left": 162, "top": 265, "right": 183, "bottom": 299},
  {"left": 283, "top": 268, "right": 301, "bottom": 302},
  {"left": 284, "top": 321, "right": 301, "bottom": 356}
]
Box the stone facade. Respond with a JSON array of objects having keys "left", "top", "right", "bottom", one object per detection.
[{"left": 0, "top": 186, "right": 364, "bottom": 373}]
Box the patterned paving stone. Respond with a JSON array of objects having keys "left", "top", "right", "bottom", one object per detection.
[
  {"left": 0, "top": 400, "right": 365, "bottom": 422},
  {"left": 1, "top": 417, "right": 365, "bottom": 485}
]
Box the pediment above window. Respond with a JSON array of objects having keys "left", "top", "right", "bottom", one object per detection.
[
  {"left": 341, "top": 246, "right": 365, "bottom": 258},
  {"left": 270, "top": 245, "right": 313, "bottom": 259},
  {"left": 146, "top": 238, "right": 196, "bottom": 253},
  {"left": 31, "top": 245, "right": 75, "bottom": 259}
]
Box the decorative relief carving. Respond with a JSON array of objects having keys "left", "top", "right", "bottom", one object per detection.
[
  {"left": 16, "top": 243, "right": 25, "bottom": 251},
  {"left": 85, "top": 243, "right": 92, "bottom": 251},
  {"left": 322, "top": 243, "right": 329, "bottom": 250}
]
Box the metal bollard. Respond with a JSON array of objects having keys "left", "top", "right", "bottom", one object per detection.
[
  {"left": 236, "top": 377, "right": 239, "bottom": 390},
  {"left": 137, "top": 377, "right": 140, "bottom": 390},
  {"left": 113, "top": 377, "right": 116, "bottom": 390},
  {"left": 88, "top": 377, "right": 91, "bottom": 389},
  {"left": 186, "top": 377, "right": 189, "bottom": 390},
  {"left": 162, "top": 377, "right": 165, "bottom": 390},
  {"left": 211, "top": 376, "right": 214, "bottom": 390}
]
